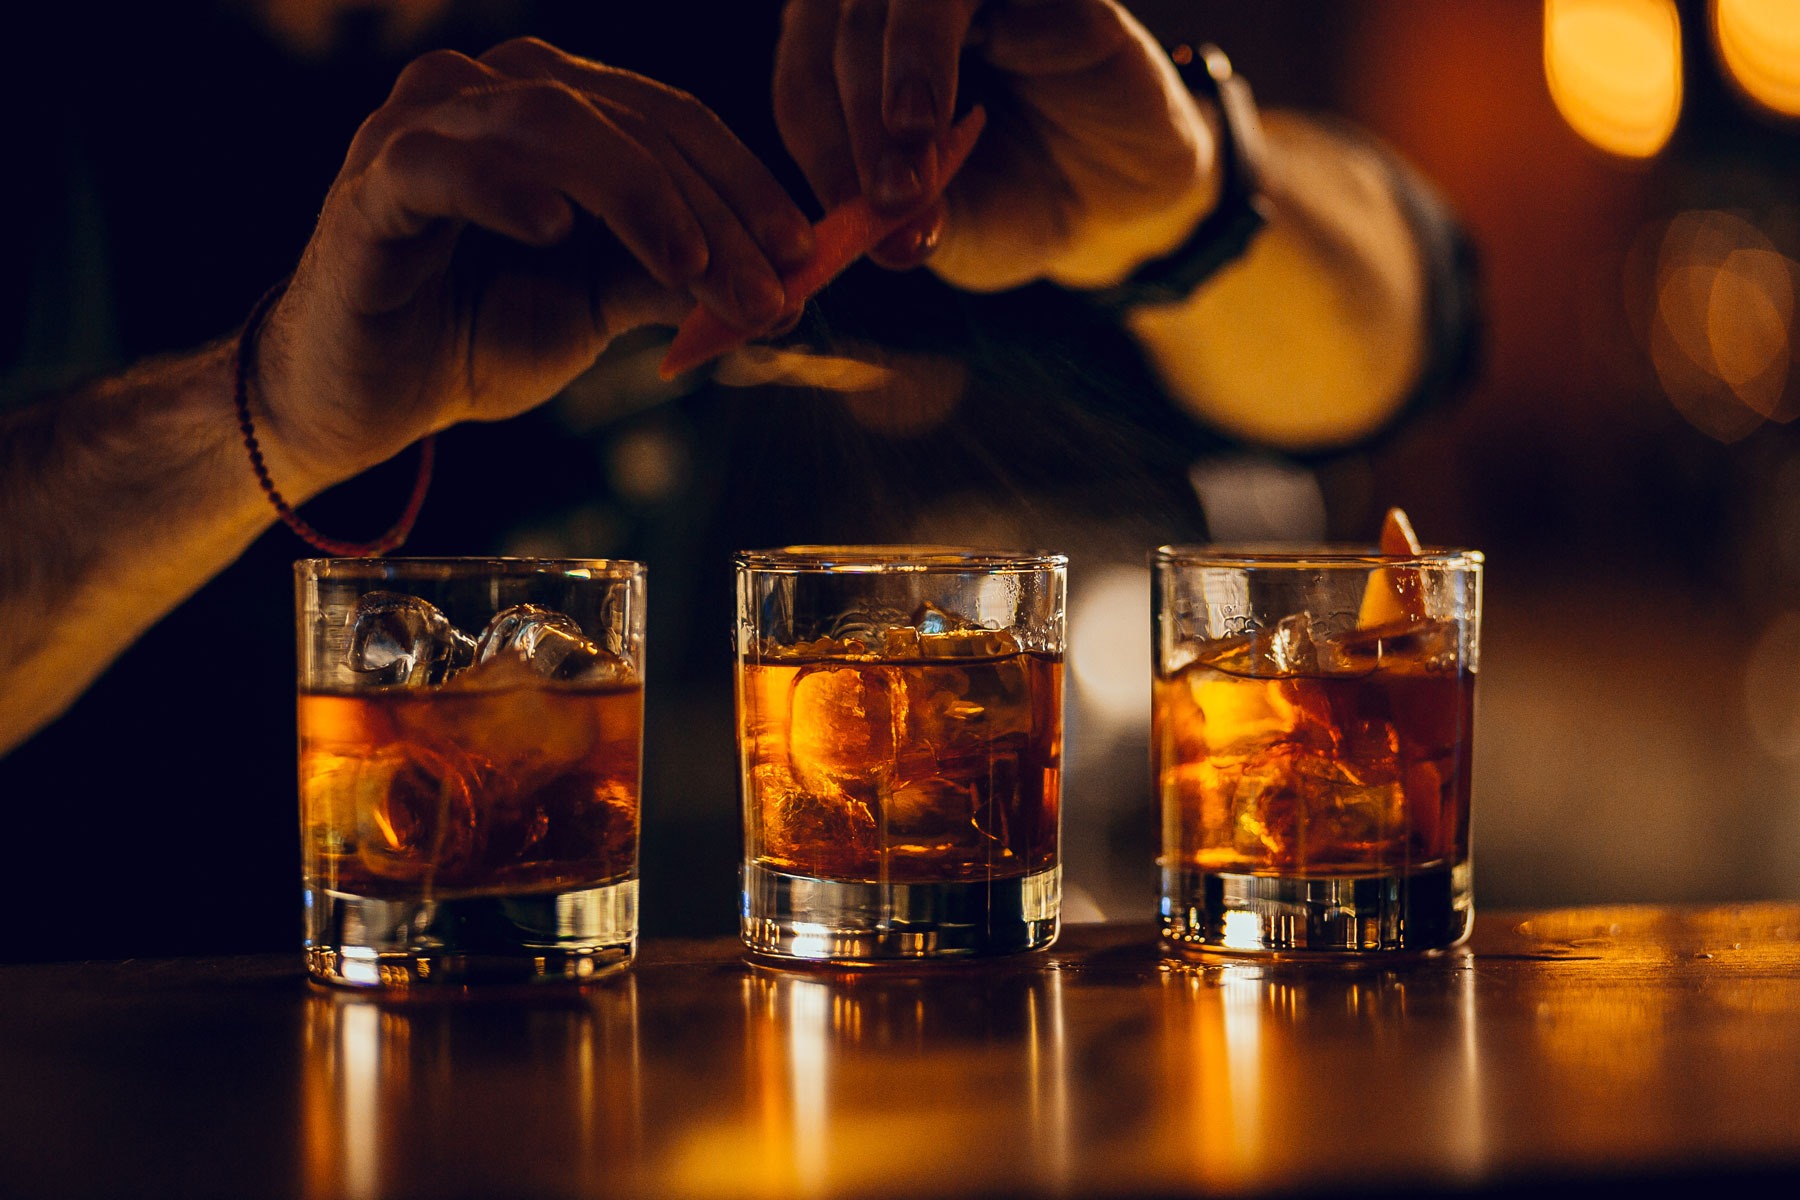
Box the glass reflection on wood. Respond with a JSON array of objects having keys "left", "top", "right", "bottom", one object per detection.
[
  {"left": 299, "top": 981, "right": 641, "bottom": 1199},
  {"left": 659, "top": 965, "right": 1068, "bottom": 1197},
  {"left": 1149, "top": 958, "right": 1484, "bottom": 1194}
]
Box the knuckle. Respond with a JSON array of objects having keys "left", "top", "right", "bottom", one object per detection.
[
  {"left": 479, "top": 36, "right": 556, "bottom": 69},
  {"left": 395, "top": 48, "right": 481, "bottom": 92}
]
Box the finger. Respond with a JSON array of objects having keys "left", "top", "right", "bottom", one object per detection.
[
  {"left": 443, "top": 77, "right": 789, "bottom": 330},
  {"left": 775, "top": 0, "right": 859, "bottom": 209},
  {"left": 361, "top": 130, "right": 572, "bottom": 245},
  {"left": 867, "top": 200, "right": 943, "bottom": 270},
  {"left": 881, "top": 0, "right": 976, "bottom": 138},
  {"left": 975, "top": 0, "right": 1137, "bottom": 76},
  {"left": 481, "top": 38, "right": 814, "bottom": 273},
  {"left": 837, "top": 0, "right": 933, "bottom": 213},
  {"left": 359, "top": 88, "right": 712, "bottom": 290},
  {"left": 343, "top": 49, "right": 499, "bottom": 173},
  {"left": 589, "top": 95, "right": 790, "bottom": 330}
]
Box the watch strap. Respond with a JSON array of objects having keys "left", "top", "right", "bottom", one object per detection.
[{"left": 1087, "top": 44, "right": 1271, "bottom": 312}]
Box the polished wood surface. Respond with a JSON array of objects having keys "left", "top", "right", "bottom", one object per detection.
[{"left": 4, "top": 906, "right": 1799, "bottom": 1198}]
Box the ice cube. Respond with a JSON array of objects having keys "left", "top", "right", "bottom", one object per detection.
[
  {"left": 351, "top": 741, "right": 481, "bottom": 887},
  {"left": 912, "top": 602, "right": 1021, "bottom": 659},
  {"left": 474, "top": 603, "right": 633, "bottom": 684},
  {"left": 1260, "top": 613, "right": 1319, "bottom": 675},
  {"left": 880, "top": 773, "right": 1023, "bottom": 877},
  {"left": 900, "top": 656, "right": 1034, "bottom": 769},
  {"left": 1187, "top": 618, "right": 1320, "bottom": 681},
  {"left": 754, "top": 761, "right": 878, "bottom": 876},
  {"left": 346, "top": 591, "right": 476, "bottom": 686},
  {"left": 1227, "top": 744, "right": 1406, "bottom": 869},
  {"left": 913, "top": 601, "right": 975, "bottom": 636},
  {"left": 786, "top": 663, "right": 898, "bottom": 799}
]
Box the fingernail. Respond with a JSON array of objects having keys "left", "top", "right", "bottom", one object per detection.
[
  {"left": 889, "top": 77, "right": 936, "bottom": 134},
  {"left": 873, "top": 219, "right": 936, "bottom": 268},
  {"left": 773, "top": 221, "right": 814, "bottom": 271},
  {"left": 875, "top": 151, "right": 924, "bottom": 208}
]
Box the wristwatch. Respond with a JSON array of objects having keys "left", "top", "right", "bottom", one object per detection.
[{"left": 1088, "top": 44, "right": 1271, "bottom": 312}]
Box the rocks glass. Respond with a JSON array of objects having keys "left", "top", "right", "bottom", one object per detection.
[
  {"left": 296, "top": 558, "right": 645, "bottom": 987},
  {"left": 1154, "top": 544, "right": 1482, "bottom": 953},
  {"left": 736, "top": 547, "right": 1066, "bottom": 960}
]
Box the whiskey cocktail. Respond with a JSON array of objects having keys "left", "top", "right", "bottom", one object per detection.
[
  {"left": 1155, "top": 538, "right": 1481, "bottom": 952},
  {"left": 296, "top": 558, "right": 645, "bottom": 987},
  {"left": 736, "top": 547, "right": 1065, "bottom": 959}
]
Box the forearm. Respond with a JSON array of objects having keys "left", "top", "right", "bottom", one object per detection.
[{"left": 0, "top": 342, "right": 318, "bottom": 754}]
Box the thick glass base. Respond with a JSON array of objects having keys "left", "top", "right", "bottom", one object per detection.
[
  {"left": 741, "top": 863, "right": 1061, "bottom": 961},
  {"left": 1160, "top": 862, "right": 1471, "bottom": 954},
  {"left": 304, "top": 879, "right": 637, "bottom": 988}
]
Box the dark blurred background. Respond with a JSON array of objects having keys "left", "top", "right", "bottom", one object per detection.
[{"left": 2, "top": 0, "right": 1798, "bottom": 959}]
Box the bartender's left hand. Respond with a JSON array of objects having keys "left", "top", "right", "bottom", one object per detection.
[{"left": 772, "top": 0, "right": 1216, "bottom": 292}]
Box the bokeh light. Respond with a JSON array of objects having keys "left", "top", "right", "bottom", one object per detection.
[
  {"left": 607, "top": 424, "right": 690, "bottom": 505},
  {"left": 1713, "top": 0, "right": 1800, "bottom": 117},
  {"left": 1069, "top": 565, "right": 1152, "bottom": 726},
  {"left": 1544, "top": 0, "right": 1683, "bottom": 158},
  {"left": 1642, "top": 209, "right": 1797, "bottom": 441},
  {"left": 1186, "top": 456, "right": 1326, "bottom": 542}
]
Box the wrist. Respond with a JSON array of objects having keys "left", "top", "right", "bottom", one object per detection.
[
  {"left": 234, "top": 279, "right": 436, "bottom": 557},
  {"left": 1082, "top": 45, "right": 1270, "bottom": 313}
]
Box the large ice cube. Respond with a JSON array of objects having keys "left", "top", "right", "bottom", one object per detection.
[
  {"left": 474, "top": 603, "right": 632, "bottom": 684},
  {"left": 1227, "top": 744, "right": 1405, "bottom": 868},
  {"left": 754, "top": 761, "right": 878, "bottom": 876},
  {"left": 1184, "top": 672, "right": 1337, "bottom": 760},
  {"left": 899, "top": 655, "right": 1034, "bottom": 774},
  {"left": 786, "top": 663, "right": 899, "bottom": 799},
  {"left": 1261, "top": 613, "right": 1319, "bottom": 675},
  {"left": 349, "top": 741, "right": 481, "bottom": 887},
  {"left": 346, "top": 591, "right": 476, "bottom": 686}
]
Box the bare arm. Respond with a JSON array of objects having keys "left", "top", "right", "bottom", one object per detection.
[
  {"left": 0, "top": 38, "right": 812, "bottom": 756},
  {"left": 0, "top": 344, "right": 294, "bottom": 755}
]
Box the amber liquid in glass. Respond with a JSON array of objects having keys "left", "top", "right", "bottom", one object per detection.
[
  {"left": 740, "top": 648, "right": 1061, "bottom": 885},
  {"left": 1156, "top": 617, "right": 1474, "bottom": 952},
  {"left": 299, "top": 678, "right": 641, "bottom": 900}
]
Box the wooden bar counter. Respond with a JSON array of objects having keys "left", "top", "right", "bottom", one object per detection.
[{"left": 4, "top": 905, "right": 1799, "bottom": 1198}]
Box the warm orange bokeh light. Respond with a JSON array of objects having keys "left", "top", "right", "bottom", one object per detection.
[
  {"left": 1714, "top": 0, "right": 1800, "bottom": 117},
  {"left": 1544, "top": 0, "right": 1683, "bottom": 157},
  {"left": 1647, "top": 210, "right": 1797, "bottom": 440}
]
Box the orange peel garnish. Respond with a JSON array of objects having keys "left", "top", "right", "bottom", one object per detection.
[
  {"left": 659, "top": 107, "right": 988, "bottom": 381},
  {"left": 1358, "top": 506, "right": 1427, "bottom": 627}
]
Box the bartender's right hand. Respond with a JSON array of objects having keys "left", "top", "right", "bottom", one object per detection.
[{"left": 255, "top": 38, "right": 813, "bottom": 490}]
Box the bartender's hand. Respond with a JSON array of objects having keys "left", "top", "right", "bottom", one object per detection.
[
  {"left": 259, "top": 38, "right": 814, "bottom": 488},
  {"left": 773, "top": 0, "right": 1215, "bottom": 291}
]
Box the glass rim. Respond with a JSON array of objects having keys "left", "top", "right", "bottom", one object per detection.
[
  {"left": 734, "top": 544, "right": 1068, "bottom": 574},
  {"left": 294, "top": 556, "right": 646, "bottom": 579},
  {"left": 1154, "top": 543, "right": 1483, "bottom": 569}
]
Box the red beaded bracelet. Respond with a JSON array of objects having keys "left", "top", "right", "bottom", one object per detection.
[{"left": 233, "top": 278, "right": 434, "bottom": 557}]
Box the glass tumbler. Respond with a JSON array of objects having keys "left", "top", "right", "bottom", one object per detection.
[
  {"left": 1154, "top": 544, "right": 1482, "bottom": 953},
  {"left": 296, "top": 557, "right": 645, "bottom": 987},
  {"left": 736, "top": 546, "right": 1066, "bottom": 960}
]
